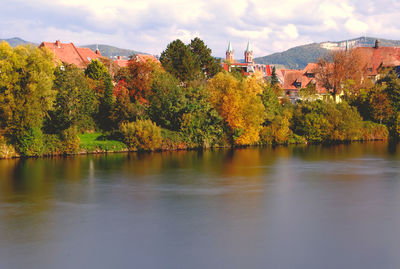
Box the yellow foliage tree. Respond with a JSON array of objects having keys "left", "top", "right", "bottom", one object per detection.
[{"left": 207, "top": 72, "right": 266, "bottom": 145}]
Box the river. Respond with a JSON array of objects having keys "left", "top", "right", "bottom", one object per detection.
[{"left": 1, "top": 142, "right": 400, "bottom": 269}]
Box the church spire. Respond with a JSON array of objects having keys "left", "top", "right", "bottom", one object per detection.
[
  {"left": 226, "top": 41, "right": 234, "bottom": 62},
  {"left": 227, "top": 41, "right": 233, "bottom": 53},
  {"left": 245, "top": 40, "right": 252, "bottom": 52},
  {"left": 244, "top": 41, "right": 253, "bottom": 64}
]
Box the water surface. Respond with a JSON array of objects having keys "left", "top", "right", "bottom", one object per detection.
[{"left": 1, "top": 143, "right": 400, "bottom": 269}]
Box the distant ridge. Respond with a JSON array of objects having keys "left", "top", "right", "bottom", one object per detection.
[
  {"left": 0, "top": 37, "right": 37, "bottom": 46},
  {"left": 81, "top": 44, "right": 148, "bottom": 58},
  {"left": 255, "top": 37, "right": 400, "bottom": 69},
  {"left": 0, "top": 37, "right": 149, "bottom": 58}
]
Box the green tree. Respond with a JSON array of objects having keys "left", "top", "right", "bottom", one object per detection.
[
  {"left": 147, "top": 69, "right": 187, "bottom": 130},
  {"left": 0, "top": 42, "right": 55, "bottom": 153},
  {"left": 85, "top": 59, "right": 114, "bottom": 130},
  {"left": 160, "top": 39, "right": 201, "bottom": 82},
  {"left": 48, "top": 64, "right": 97, "bottom": 132},
  {"left": 189, "top": 37, "right": 221, "bottom": 79},
  {"left": 180, "top": 86, "right": 224, "bottom": 148},
  {"left": 270, "top": 66, "right": 279, "bottom": 86}
]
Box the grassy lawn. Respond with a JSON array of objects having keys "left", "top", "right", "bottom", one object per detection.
[{"left": 79, "top": 133, "right": 127, "bottom": 152}]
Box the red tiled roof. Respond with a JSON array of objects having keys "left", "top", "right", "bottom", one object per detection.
[
  {"left": 354, "top": 46, "right": 400, "bottom": 75},
  {"left": 134, "top": 54, "right": 160, "bottom": 64},
  {"left": 39, "top": 40, "right": 103, "bottom": 69},
  {"left": 115, "top": 56, "right": 130, "bottom": 68},
  {"left": 282, "top": 66, "right": 326, "bottom": 94}
]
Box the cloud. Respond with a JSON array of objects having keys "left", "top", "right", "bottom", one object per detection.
[{"left": 1, "top": 0, "right": 400, "bottom": 57}]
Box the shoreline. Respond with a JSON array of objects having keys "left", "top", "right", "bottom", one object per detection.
[{"left": 0, "top": 139, "right": 390, "bottom": 160}]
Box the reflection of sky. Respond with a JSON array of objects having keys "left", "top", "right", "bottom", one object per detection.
[
  {"left": 2, "top": 0, "right": 400, "bottom": 57},
  {"left": 1, "top": 143, "right": 400, "bottom": 268}
]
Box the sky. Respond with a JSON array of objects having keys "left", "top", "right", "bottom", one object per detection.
[{"left": 1, "top": 0, "right": 400, "bottom": 57}]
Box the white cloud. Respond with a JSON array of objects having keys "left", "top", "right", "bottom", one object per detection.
[
  {"left": 2, "top": 0, "right": 400, "bottom": 57},
  {"left": 345, "top": 18, "right": 369, "bottom": 34},
  {"left": 283, "top": 24, "right": 299, "bottom": 39}
]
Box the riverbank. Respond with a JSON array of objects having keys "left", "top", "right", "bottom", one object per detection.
[{"left": 1, "top": 131, "right": 389, "bottom": 160}]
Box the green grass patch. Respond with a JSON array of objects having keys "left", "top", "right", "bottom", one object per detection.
[{"left": 79, "top": 133, "right": 127, "bottom": 152}]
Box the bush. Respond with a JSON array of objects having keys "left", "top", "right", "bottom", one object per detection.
[
  {"left": 16, "top": 127, "right": 45, "bottom": 156},
  {"left": 0, "top": 136, "right": 17, "bottom": 158},
  {"left": 60, "top": 127, "right": 81, "bottom": 154},
  {"left": 43, "top": 134, "right": 63, "bottom": 155},
  {"left": 361, "top": 121, "right": 389, "bottom": 141},
  {"left": 120, "top": 120, "right": 162, "bottom": 151}
]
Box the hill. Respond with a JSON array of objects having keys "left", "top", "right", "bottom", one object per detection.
[
  {"left": 0, "top": 37, "right": 36, "bottom": 46},
  {"left": 255, "top": 37, "right": 400, "bottom": 69},
  {"left": 81, "top": 44, "right": 147, "bottom": 58}
]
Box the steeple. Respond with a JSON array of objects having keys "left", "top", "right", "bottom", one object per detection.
[
  {"left": 245, "top": 41, "right": 252, "bottom": 52},
  {"left": 227, "top": 41, "right": 233, "bottom": 52},
  {"left": 244, "top": 41, "right": 253, "bottom": 64},
  {"left": 226, "top": 41, "right": 234, "bottom": 62}
]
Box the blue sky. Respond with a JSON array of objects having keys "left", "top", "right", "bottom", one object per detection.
[{"left": 1, "top": 0, "right": 400, "bottom": 57}]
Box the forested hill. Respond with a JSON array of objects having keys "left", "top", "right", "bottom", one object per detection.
[
  {"left": 0, "top": 37, "right": 36, "bottom": 46},
  {"left": 254, "top": 37, "right": 400, "bottom": 69},
  {"left": 254, "top": 43, "right": 328, "bottom": 70},
  {"left": 81, "top": 44, "right": 146, "bottom": 57}
]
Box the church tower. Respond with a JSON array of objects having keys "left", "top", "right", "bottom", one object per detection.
[
  {"left": 226, "top": 41, "right": 234, "bottom": 62},
  {"left": 244, "top": 41, "right": 253, "bottom": 63}
]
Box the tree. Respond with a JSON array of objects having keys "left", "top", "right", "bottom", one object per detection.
[
  {"left": 270, "top": 66, "right": 279, "bottom": 86},
  {"left": 146, "top": 69, "right": 187, "bottom": 130},
  {"left": 160, "top": 39, "right": 201, "bottom": 82},
  {"left": 189, "top": 37, "right": 221, "bottom": 79},
  {"left": 48, "top": 64, "right": 97, "bottom": 132},
  {"left": 85, "top": 59, "right": 114, "bottom": 130},
  {"left": 315, "top": 49, "right": 367, "bottom": 100},
  {"left": 369, "top": 85, "right": 394, "bottom": 124},
  {"left": 261, "top": 83, "right": 282, "bottom": 123},
  {"left": 0, "top": 42, "right": 55, "bottom": 153},
  {"left": 120, "top": 60, "right": 153, "bottom": 104},
  {"left": 180, "top": 86, "right": 223, "bottom": 148},
  {"left": 379, "top": 71, "right": 400, "bottom": 111},
  {"left": 109, "top": 81, "right": 141, "bottom": 128},
  {"left": 207, "top": 72, "right": 266, "bottom": 145}
]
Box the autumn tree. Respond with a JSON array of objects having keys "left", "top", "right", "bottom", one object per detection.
[
  {"left": 315, "top": 49, "right": 367, "bottom": 100},
  {"left": 207, "top": 72, "right": 266, "bottom": 145},
  {"left": 117, "top": 60, "right": 154, "bottom": 104}
]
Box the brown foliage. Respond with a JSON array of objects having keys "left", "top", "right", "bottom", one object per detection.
[{"left": 315, "top": 49, "right": 368, "bottom": 97}]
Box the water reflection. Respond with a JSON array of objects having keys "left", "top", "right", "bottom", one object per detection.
[{"left": 1, "top": 142, "right": 400, "bottom": 269}]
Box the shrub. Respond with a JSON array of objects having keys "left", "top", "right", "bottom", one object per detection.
[
  {"left": 60, "top": 127, "right": 81, "bottom": 154},
  {"left": 16, "top": 127, "right": 45, "bottom": 157},
  {"left": 0, "top": 136, "right": 17, "bottom": 159},
  {"left": 120, "top": 120, "right": 162, "bottom": 151}
]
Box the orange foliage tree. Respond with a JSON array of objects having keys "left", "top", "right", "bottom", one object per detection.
[
  {"left": 315, "top": 49, "right": 368, "bottom": 99},
  {"left": 207, "top": 72, "right": 266, "bottom": 145}
]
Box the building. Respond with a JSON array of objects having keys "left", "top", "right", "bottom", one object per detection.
[
  {"left": 353, "top": 40, "right": 400, "bottom": 80},
  {"left": 222, "top": 41, "right": 273, "bottom": 77},
  {"left": 281, "top": 63, "right": 328, "bottom": 102},
  {"left": 39, "top": 40, "right": 103, "bottom": 69},
  {"left": 114, "top": 54, "right": 160, "bottom": 68}
]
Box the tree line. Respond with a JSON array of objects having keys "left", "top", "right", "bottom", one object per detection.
[{"left": 0, "top": 38, "right": 395, "bottom": 158}]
